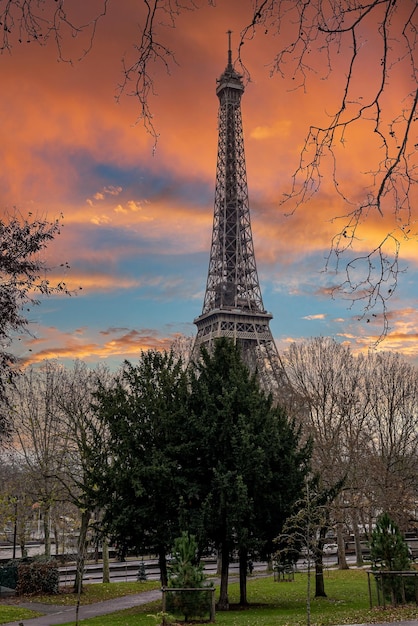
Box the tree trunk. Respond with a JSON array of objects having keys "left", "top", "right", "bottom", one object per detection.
[
  {"left": 217, "top": 542, "right": 229, "bottom": 610},
  {"left": 53, "top": 522, "right": 59, "bottom": 556},
  {"left": 314, "top": 558, "right": 327, "bottom": 597},
  {"left": 43, "top": 506, "right": 51, "bottom": 558},
  {"left": 102, "top": 539, "right": 110, "bottom": 583},
  {"left": 19, "top": 538, "right": 28, "bottom": 558},
  {"left": 17, "top": 520, "right": 27, "bottom": 558},
  {"left": 239, "top": 548, "right": 248, "bottom": 606},
  {"left": 158, "top": 549, "right": 168, "bottom": 587},
  {"left": 336, "top": 522, "right": 349, "bottom": 569},
  {"left": 315, "top": 526, "right": 327, "bottom": 597},
  {"left": 73, "top": 509, "right": 90, "bottom": 593},
  {"left": 352, "top": 512, "right": 364, "bottom": 566},
  {"left": 306, "top": 554, "right": 312, "bottom": 626},
  {"left": 216, "top": 552, "right": 222, "bottom": 575}
]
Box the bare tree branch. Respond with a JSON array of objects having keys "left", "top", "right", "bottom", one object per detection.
[
  {"left": 0, "top": 1, "right": 109, "bottom": 60},
  {"left": 238, "top": 0, "right": 418, "bottom": 339},
  {"left": 115, "top": 0, "right": 215, "bottom": 143}
]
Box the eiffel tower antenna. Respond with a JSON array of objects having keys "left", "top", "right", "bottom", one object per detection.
[
  {"left": 227, "top": 29, "right": 232, "bottom": 68},
  {"left": 191, "top": 32, "right": 287, "bottom": 396}
]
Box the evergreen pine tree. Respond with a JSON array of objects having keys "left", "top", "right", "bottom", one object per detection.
[
  {"left": 167, "top": 532, "right": 211, "bottom": 621},
  {"left": 370, "top": 512, "right": 411, "bottom": 605},
  {"left": 370, "top": 512, "right": 410, "bottom": 571}
]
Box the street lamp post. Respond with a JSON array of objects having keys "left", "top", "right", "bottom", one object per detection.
[{"left": 12, "top": 498, "right": 18, "bottom": 559}]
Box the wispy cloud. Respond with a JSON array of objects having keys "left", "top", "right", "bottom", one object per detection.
[
  {"left": 21, "top": 326, "right": 182, "bottom": 367},
  {"left": 302, "top": 314, "right": 327, "bottom": 321}
]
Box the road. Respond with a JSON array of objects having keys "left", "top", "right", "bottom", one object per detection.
[{"left": 1, "top": 543, "right": 360, "bottom": 586}]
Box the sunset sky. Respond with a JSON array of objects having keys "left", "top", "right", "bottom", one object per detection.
[{"left": 2, "top": 0, "right": 417, "bottom": 369}]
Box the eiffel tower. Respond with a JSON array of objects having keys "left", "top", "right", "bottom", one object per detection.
[{"left": 192, "top": 33, "right": 286, "bottom": 396}]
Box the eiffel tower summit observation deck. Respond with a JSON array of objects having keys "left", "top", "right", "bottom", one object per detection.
[{"left": 191, "top": 33, "right": 286, "bottom": 396}]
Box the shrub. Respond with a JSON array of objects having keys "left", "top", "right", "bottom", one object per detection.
[
  {"left": 137, "top": 561, "right": 147, "bottom": 582},
  {"left": 16, "top": 560, "right": 59, "bottom": 595},
  {"left": 0, "top": 562, "right": 19, "bottom": 590}
]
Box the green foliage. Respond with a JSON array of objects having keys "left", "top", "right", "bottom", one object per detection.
[
  {"left": 168, "top": 532, "right": 206, "bottom": 589},
  {"left": 370, "top": 512, "right": 412, "bottom": 605},
  {"left": 0, "top": 557, "right": 55, "bottom": 592},
  {"left": 88, "top": 339, "right": 310, "bottom": 603},
  {"left": 0, "top": 212, "right": 69, "bottom": 409},
  {"left": 88, "top": 349, "right": 190, "bottom": 584},
  {"left": 137, "top": 561, "right": 147, "bottom": 582},
  {"left": 16, "top": 560, "right": 59, "bottom": 595},
  {"left": 370, "top": 512, "right": 410, "bottom": 571},
  {"left": 147, "top": 611, "right": 177, "bottom": 626},
  {"left": 166, "top": 532, "right": 212, "bottom": 621},
  {"left": 187, "top": 338, "right": 311, "bottom": 604}
]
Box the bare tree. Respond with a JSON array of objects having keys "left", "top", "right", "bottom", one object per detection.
[
  {"left": 6, "top": 361, "right": 71, "bottom": 557},
  {"left": 284, "top": 338, "right": 418, "bottom": 563},
  {"left": 275, "top": 476, "right": 343, "bottom": 605},
  {"left": 283, "top": 337, "right": 356, "bottom": 574},
  {"left": 361, "top": 351, "right": 418, "bottom": 531},
  {"left": 0, "top": 0, "right": 202, "bottom": 138},
  {"left": 283, "top": 337, "right": 376, "bottom": 569},
  {"left": 54, "top": 359, "right": 113, "bottom": 591},
  {"left": 284, "top": 337, "right": 358, "bottom": 481},
  {"left": 170, "top": 334, "right": 195, "bottom": 369},
  {"left": 5, "top": 358, "right": 113, "bottom": 586},
  {"left": 0, "top": 460, "right": 35, "bottom": 557}
]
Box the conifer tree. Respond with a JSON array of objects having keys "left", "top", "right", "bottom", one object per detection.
[
  {"left": 89, "top": 349, "right": 190, "bottom": 586},
  {"left": 370, "top": 512, "right": 411, "bottom": 605},
  {"left": 166, "top": 532, "right": 210, "bottom": 622},
  {"left": 370, "top": 512, "right": 410, "bottom": 571},
  {"left": 187, "top": 338, "right": 311, "bottom": 609}
]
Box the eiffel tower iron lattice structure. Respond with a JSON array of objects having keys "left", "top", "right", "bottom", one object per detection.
[{"left": 192, "top": 34, "right": 286, "bottom": 396}]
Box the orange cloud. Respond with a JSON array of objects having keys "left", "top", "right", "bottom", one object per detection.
[
  {"left": 21, "top": 326, "right": 185, "bottom": 368},
  {"left": 332, "top": 306, "right": 418, "bottom": 362}
]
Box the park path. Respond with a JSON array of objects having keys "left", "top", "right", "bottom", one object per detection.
[{"left": 0, "top": 587, "right": 161, "bottom": 626}]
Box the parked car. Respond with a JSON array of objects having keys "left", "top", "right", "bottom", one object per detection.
[{"left": 323, "top": 543, "right": 338, "bottom": 555}]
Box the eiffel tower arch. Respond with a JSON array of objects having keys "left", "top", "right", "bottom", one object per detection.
[{"left": 191, "top": 34, "right": 287, "bottom": 397}]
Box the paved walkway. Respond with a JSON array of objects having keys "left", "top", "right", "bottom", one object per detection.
[{"left": 0, "top": 588, "right": 161, "bottom": 626}]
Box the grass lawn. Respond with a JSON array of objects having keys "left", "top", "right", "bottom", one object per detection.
[
  {"left": 1, "top": 570, "right": 418, "bottom": 626},
  {"left": 0, "top": 604, "right": 43, "bottom": 624},
  {"left": 32, "top": 580, "right": 161, "bottom": 605}
]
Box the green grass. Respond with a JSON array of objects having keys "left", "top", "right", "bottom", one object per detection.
[
  {"left": 2, "top": 570, "right": 418, "bottom": 626},
  {"left": 0, "top": 604, "right": 43, "bottom": 623},
  {"left": 35, "top": 580, "right": 161, "bottom": 605}
]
